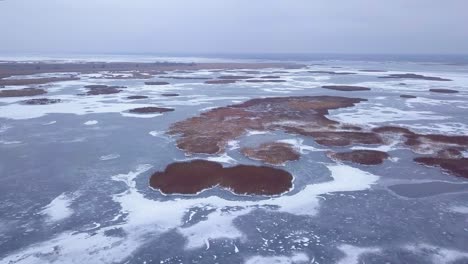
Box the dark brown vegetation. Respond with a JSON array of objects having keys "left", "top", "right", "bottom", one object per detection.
[
  {"left": 328, "top": 150, "right": 389, "bottom": 165},
  {"left": 260, "top": 76, "right": 281, "bottom": 79},
  {"left": 127, "top": 95, "right": 149, "bottom": 100},
  {"left": 85, "top": 85, "right": 125, "bottom": 95},
  {"left": 149, "top": 160, "right": 293, "bottom": 195},
  {"left": 128, "top": 107, "right": 174, "bottom": 114},
  {"left": 0, "top": 88, "right": 47, "bottom": 97},
  {"left": 145, "top": 81, "right": 170, "bottom": 85},
  {"left": 372, "top": 125, "right": 468, "bottom": 178},
  {"left": 242, "top": 142, "right": 300, "bottom": 165},
  {"left": 144, "top": 90, "right": 468, "bottom": 195},
  {"left": 404, "top": 133, "right": 468, "bottom": 151},
  {"left": 303, "top": 132, "right": 383, "bottom": 146},
  {"left": 414, "top": 157, "right": 468, "bottom": 178},
  {"left": 373, "top": 126, "right": 468, "bottom": 151},
  {"left": 237, "top": 70, "right": 262, "bottom": 74},
  {"left": 321, "top": 85, "right": 371, "bottom": 91},
  {"left": 429, "top": 89, "right": 459, "bottom": 93},
  {"left": 91, "top": 72, "right": 154, "bottom": 80},
  {"left": 437, "top": 148, "right": 463, "bottom": 159},
  {"left": 0, "top": 61, "right": 301, "bottom": 79},
  {"left": 400, "top": 94, "right": 417, "bottom": 99},
  {"left": 21, "top": 98, "right": 61, "bottom": 105},
  {"left": 205, "top": 80, "right": 238, "bottom": 84},
  {"left": 167, "top": 97, "right": 468, "bottom": 179},
  {"left": 245, "top": 79, "right": 287, "bottom": 83},
  {"left": 371, "top": 126, "right": 413, "bottom": 135},
  {"left": 168, "top": 96, "right": 370, "bottom": 154},
  {"left": 0, "top": 76, "right": 79, "bottom": 86},
  {"left": 379, "top": 73, "right": 452, "bottom": 81},
  {"left": 84, "top": 84, "right": 124, "bottom": 89},
  {"left": 359, "top": 69, "right": 387, "bottom": 72}
]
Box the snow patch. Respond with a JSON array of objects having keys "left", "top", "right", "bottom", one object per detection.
[
  {"left": 449, "top": 206, "right": 468, "bottom": 214},
  {"left": 40, "top": 193, "right": 75, "bottom": 223},
  {"left": 205, "top": 153, "right": 237, "bottom": 164},
  {"left": 406, "top": 244, "right": 468, "bottom": 264},
  {"left": 83, "top": 120, "right": 98, "bottom": 126},
  {"left": 99, "top": 154, "right": 120, "bottom": 161},
  {"left": 332, "top": 105, "right": 446, "bottom": 124},
  {"left": 245, "top": 252, "right": 309, "bottom": 264},
  {"left": 227, "top": 140, "right": 240, "bottom": 150},
  {"left": 277, "top": 138, "right": 326, "bottom": 154},
  {"left": 337, "top": 244, "right": 381, "bottom": 264},
  {"left": 245, "top": 130, "right": 270, "bottom": 136},
  {"left": 42, "top": 121, "right": 57, "bottom": 125},
  {"left": 0, "top": 140, "right": 22, "bottom": 145}
]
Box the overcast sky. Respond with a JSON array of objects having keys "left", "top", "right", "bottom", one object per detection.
[{"left": 1, "top": 0, "right": 467, "bottom": 55}]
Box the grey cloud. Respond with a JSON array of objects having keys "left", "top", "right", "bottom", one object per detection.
[{"left": 0, "top": 0, "right": 467, "bottom": 54}]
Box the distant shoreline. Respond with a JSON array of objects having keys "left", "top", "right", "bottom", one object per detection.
[
  {"left": 0, "top": 61, "right": 303, "bottom": 79},
  {"left": 1, "top": 53, "right": 468, "bottom": 65}
]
